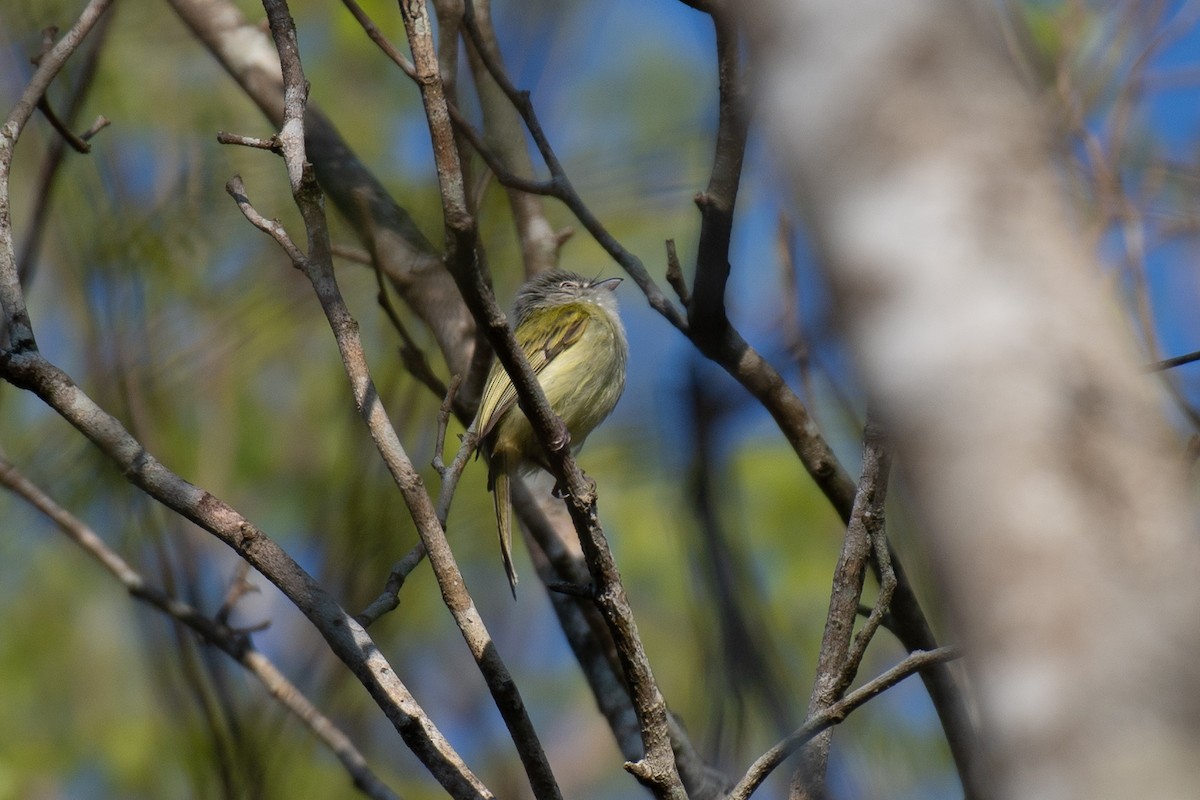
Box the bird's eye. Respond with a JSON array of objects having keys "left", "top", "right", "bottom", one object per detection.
[{"left": 560, "top": 280, "right": 578, "bottom": 289}]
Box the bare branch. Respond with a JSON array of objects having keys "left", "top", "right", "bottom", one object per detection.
[
  {"left": 225, "top": 176, "right": 306, "bottom": 263},
  {"left": 729, "top": 647, "right": 963, "bottom": 800},
  {"left": 355, "top": 541, "right": 428, "bottom": 627},
  {"left": 1, "top": 0, "right": 114, "bottom": 348},
  {"left": 686, "top": 3, "right": 748, "bottom": 349},
  {"left": 339, "top": 0, "right": 417, "bottom": 78},
  {"left": 79, "top": 114, "right": 110, "bottom": 140},
  {"left": 433, "top": 381, "right": 480, "bottom": 529},
  {"left": 0, "top": 457, "right": 402, "bottom": 800},
  {"left": 16, "top": 10, "right": 112, "bottom": 286},
  {"left": 35, "top": 96, "right": 94, "bottom": 153},
  {"left": 253, "top": 3, "right": 559, "bottom": 796},
  {"left": 460, "top": 2, "right": 687, "bottom": 329},
  {"left": 664, "top": 239, "right": 690, "bottom": 307},
  {"left": 458, "top": 0, "right": 560, "bottom": 274},
  {"left": 371, "top": 255, "right": 449, "bottom": 400},
  {"left": 215, "top": 561, "right": 260, "bottom": 627},
  {"left": 432, "top": 373, "right": 465, "bottom": 476},
  {"left": 165, "top": 0, "right": 477, "bottom": 379},
  {"left": 217, "top": 131, "right": 283, "bottom": 153},
  {"left": 841, "top": 491, "right": 896, "bottom": 696},
  {"left": 1149, "top": 349, "right": 1200, "bottom": 371},
  {"left": 449, "top": 111, "right": 558, "bottom": 196},
  {"left": 792, "top": 420, "right": 891, "bottom": 798}
]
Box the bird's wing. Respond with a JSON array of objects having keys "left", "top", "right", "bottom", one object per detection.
[{"left": 472, "top": 304, "right": 590, "bottom": 440}]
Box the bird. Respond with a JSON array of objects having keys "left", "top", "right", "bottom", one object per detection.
[{"left": 468, "top": 269, "right": 628, "bottom": 596}]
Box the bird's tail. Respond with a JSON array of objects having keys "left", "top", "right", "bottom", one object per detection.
[{"left": 492, "top": 462, "right": 519, "bottom": 598}]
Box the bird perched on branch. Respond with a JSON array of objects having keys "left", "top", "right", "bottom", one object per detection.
[{"left": 469, "top": 269, "right": 628, "bottom": 597}]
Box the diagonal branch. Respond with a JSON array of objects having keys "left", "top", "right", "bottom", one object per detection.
[
  {"left": 0, "top": 331, "right": 489, "bottom": 800},
  {"left": 0, "top": 456, "right": 402, "bottom": 800},
  {"left": 792, "top": 421, "right": 891, "bottom": 798},
  {"left": 403, "top": 1, "right": 685, "bottom": 795},
  {"left": 1149, "top": 348, "right": 1200, "bottom": 371},
  {"left": 459, "top": 2, "right": 688, "bottom": 330},
  {"left": 247, "top": 3, "right": 560, "bottom": 797},
  {"left": 729, "top": 646, "right": 963, "bottom": 800},
  {"left": 455, "top": 0, "right": 561, "bottom": 275},
  {"left": 164, "top": 0, "right": 477, "bottom": 380}
]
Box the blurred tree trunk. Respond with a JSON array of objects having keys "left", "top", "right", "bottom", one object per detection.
[{"left": 746, "top": 2, "right": 1200, "bottom": 798}]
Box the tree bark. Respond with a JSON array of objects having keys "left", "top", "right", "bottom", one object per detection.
[{"left": 747, "top": 3, "right": 1200, "bottom": 799}]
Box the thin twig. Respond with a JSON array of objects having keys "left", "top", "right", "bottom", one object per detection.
[
  {"left": 332, "top": 242, "right": 374, "bottom": 265},
  {"left": 459, "top": 1, "right": 687, "bottom": 330},
  {"left": 664, "top": 239, "right": 690, "bottom": 307},
  {"left": 729, "top": 647, "right": 963, "bottom": 800},
  {"left": 80, "top": 115, "right": 110, "bottom": 140},
  {"left": 226, "top": 176, "right": 306, "bottom": 262},
  {"left": 371, "top": 253, "right": 448, "bottom": 399},
  {"left": 1148, "top": 349, "right": 1200, "bottom": 371},
  {"left": 449, "top": 111, "right": 557, "bottom": 195},
  {"left": 16, "top": 9, "right": 112, "bottom": 287},
  {"left": 432, "top": 373, "right": 464, "bottom": 475},
  {"left": 355, "top": 541, "right": 428, "bottom": 627},
  {"left": 216, "top": 561, "right": 260, "bottom": 626},
  {"left": 2, "top": 0, "right": 115, "bottom": 351},
  {"left": 456, "top": 0, "right": 561, "bottom": 274},
  {"left": 36, "top": 96, "right": 93, "bottom": 153},
  {"left": 32, "top": 26, "right": 61, "bottom": 63},
  {"left": 339, "top": 0, "right": 417, "bottom": 78},
  {"left": 217, "top": 131, "right": 283, "bottom": 153},
  {"left": 433, "top": 394, "right": 481, "bottom": 534},
  {"left": 841, "top": 485, "right": 896, "bottom": 695}
]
